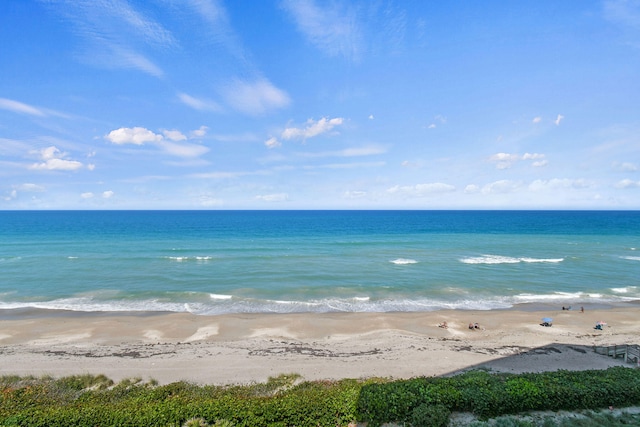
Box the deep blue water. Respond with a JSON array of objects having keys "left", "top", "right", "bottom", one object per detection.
[{"left": 1, "top": 210, "right": 638, "bottom": 314}]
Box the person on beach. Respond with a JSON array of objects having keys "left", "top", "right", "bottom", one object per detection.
[{"left": 438, "top": 321, "right": 448, "bottom": 329}]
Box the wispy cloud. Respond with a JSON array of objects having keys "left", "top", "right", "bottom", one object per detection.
[
  {"left": 281, "top": 0, "right": 362, "bottom": 60},
  {"left": 0, "top": 98, "right": 46, "bottom": 116},
  {"left": 41, "top": 0, "right": 176, "bottom": 77},
  {"left": 604, "top": 0, "right": 640, "bottom": 29},
  {"left": 178, "top": 92, "right": 222, "bottom": 112},
  {"left": 222, "top": 78, "right": 291, "bottom": 115},
  {"left": 298, "top": 145, "right": 386, "bottom": 158},
  {"left": 0, "top": 97, "right": 70, "bottom": 118}
]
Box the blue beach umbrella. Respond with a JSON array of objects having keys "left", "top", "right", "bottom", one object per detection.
[{"left": 542, "top": 317, "right": 553, "bottom": 323}]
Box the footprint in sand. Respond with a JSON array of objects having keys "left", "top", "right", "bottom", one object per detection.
[
  {"left": 185, "top": 325, "right": 219, "bottom": 342},
  {"left": 143, "top": 329, "right": 164, "bottom": 341},
  {"left": 249, "top": 327, "right": 296, "bottom": 339},
  {"left": 28, "top": 332, "right": 92, "bottom": 345}
]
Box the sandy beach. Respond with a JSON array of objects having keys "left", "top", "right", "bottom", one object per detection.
[{"left": 1, "top": 306, "right": 638, "bottom": 386}]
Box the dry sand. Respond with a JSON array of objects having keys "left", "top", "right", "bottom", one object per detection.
[{"left": 0, "top": 306, "right": 638, "bottom": 385}]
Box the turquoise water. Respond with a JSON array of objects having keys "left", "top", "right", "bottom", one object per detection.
[{"left": 0, "top": 210, "right": 638, "bottom": 314}]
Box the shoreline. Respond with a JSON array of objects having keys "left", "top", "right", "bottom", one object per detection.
[{"left": 1, "top": 305, "right": 639, "bottom": 386}]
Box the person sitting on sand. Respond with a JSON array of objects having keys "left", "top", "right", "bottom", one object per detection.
[{"left": 438, "top": 321, "right": 448, "bottom": 329}]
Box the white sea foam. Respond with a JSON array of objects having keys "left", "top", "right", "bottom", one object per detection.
[
  {"left": 611, "top": 286, "right": 638, "bottom": 294},
  {"left": 166, "top": 256, "right": 213, "bottom": 262},
  {"left": 514, "top": 292, "right": 582, "bottom": 301},
  {"left": 390, "top": 258, "right": 418, "bottom": 265},
  {"left": 460, "top": 254, "right": 564, "bottom": 264},
  {"left": 67, "top": 256, "right": 78, "bottom": 259},
  {"left": 1, "top": 289, "right": 637, "bottom": 316},
  {"left": 209, "top": 293, "right": 232, "bottom": 300},
  {"left": 621, "top": 256, "right": 640, "bottom": 261}
]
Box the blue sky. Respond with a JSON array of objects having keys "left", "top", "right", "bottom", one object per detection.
[{"left": 1, "top": 0, "right": 639, "bottom": 209}]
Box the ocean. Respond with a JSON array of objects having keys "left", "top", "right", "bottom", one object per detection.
[{"left": 0, "top": 210, "right": 638, "bottom": 315}]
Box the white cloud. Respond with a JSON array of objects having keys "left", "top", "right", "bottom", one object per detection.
[
  {"left": 615, "top": 179, "right": 640, "bottom": 189},
  {"left": 368, "top": 114, "right": 374, "bottom": 120},
  {"left": 464, "top": 184, "right": 480, "bottom": 193},
  {"left": 428, "top": 115, "right": 447, "bottom": 129},
  {"left": 528, "top": 179, "right": 590, "bottom": 191},
  {"left": 16, "top": 183, "right": 45, "bottom": 192},
  {"left": 190, "top": 126, "right": 209, "bottom": 138},
  {"left": 0, "top": 98, "right": 46, "bottom": 116},
  {"left": 222, "top": 78, "right": 290, "bottom": 115},
  {"left": 489, "top": 152, "right": 546, "bottom": 169},
  {"left": 343, "top": 190, "right": 367, "bottom": 199},
  {"left": 106, "top": 127, "right": 162, "bottom": 145},
  {"left": 162, "top": 129, "right": 187, "bottom": 141},
  {"left": 282, "top": 117, "right": 344, "bottom": 141},
  {"left": 81, "top": 192, "right": 94, "bottom": 199},
  {"left": 265, "top": 137, "right": 281, "bottom": 149},
  {"left": 387, "top": 183, "right": 456, "bottom": 197},
  {"left": 256, "top": 193, "right": 289, "bottom": 202},
  {"left": 489, "top": 152, "right": 520, "bottom": 169},
  {"left": 555, "top": 114, "right": 564, "bottom": 126},
  {"left": 28, "top": 146, "right": 84, "bottom": 171},
  {"left": 198, "top": 194, "right": 224, "bottom": 207},
  {"left": 481, "top": 180, "right": 521, "bottom": 194},
  {"left": 178, "top": 92, "right": 222, "bottom": 112},
  {"left": 157, "top": 140, "right": 209, "bottom": 158},
  {"left": 4, "top": 190, "right": 17, "bottom": 201},
  {"left": 281, "top": 0, "right": 362, "bottom": 60},
  {"left": 105, "top": 126, "right": 209, "bottom": 157},
  {"left": 102, "top": 190, "right": 115, "bottom": 198},
  {"left": 612, "top": 161, "right": 638, "bottom": 172},
  {"left": 532, "top": 116, "right": 542, "bottom": 124},
  {"left": 401, "top": 160, "right": 421, "bottom": 168}
]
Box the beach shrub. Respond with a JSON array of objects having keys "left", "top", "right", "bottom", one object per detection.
[
  {"left": 410, "top": 403, "right": 450, "bottom": 427},
  {"left": 182, "top": 417, "right": 209, "bottom": 427},
  {"left": 3, "top": 368, "right": 640, "bottom": 426},
  {"left": 356, "top": 367, "right": 640, "bottom": 425}
]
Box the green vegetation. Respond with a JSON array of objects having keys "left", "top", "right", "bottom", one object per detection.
[{"left": 1, "top": 367, "right": 640, "bottom": 426}]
